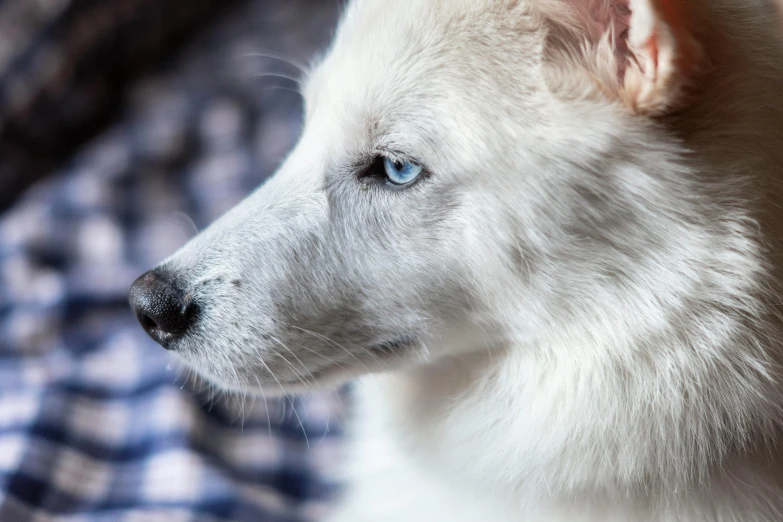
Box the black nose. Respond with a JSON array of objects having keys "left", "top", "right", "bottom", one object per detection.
[{"left": 129, "top": 269, "right": 196, "bottom": 349}]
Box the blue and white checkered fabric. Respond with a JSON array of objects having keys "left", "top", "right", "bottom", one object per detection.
[{"left": 0, "top": 1, "right": 346, "bottom": 520}]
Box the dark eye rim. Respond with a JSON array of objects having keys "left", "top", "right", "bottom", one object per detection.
[{"left": 357, "top": 154, "right": 429, "bottom": 190}]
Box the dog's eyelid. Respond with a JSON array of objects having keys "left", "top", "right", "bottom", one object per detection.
[
  {"left": 373, "top": 146, "right": 414, "bottom": 164},
  {"left": 371, "top": 148, "right": 430, "bottom": 176}
]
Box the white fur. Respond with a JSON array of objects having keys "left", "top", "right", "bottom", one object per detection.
[{"left": 151, "top": 0, "right": 783, "bottom": 520}]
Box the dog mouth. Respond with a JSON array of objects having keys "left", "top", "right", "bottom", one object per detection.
[
  {"left": 369, "top": 335, "right": 418, "bottom": 357},
  {"left": 274, "top": 335, "right": 420, "bottom": 387}
]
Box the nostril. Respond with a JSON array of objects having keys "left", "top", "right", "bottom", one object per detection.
[
  {"left": 129, "top": 269, "right": 196, "bottom": 349},
  {"left": 138, "top": 313, "right": 157, "bottom": 331}
]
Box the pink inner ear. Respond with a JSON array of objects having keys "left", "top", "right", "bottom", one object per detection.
[
  {"left": 562, "top": 0, "right": 630, "bottom": 38},
  {"left": 562, "top": 0, "right": 632, "bottom": 71}
]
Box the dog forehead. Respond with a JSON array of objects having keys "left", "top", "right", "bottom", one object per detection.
[
  {"left": 307, "top": 4, "right": 457, "bottom": 107},
  {"left": 303, "top": 0, "right": 544, "bottom": 139}
]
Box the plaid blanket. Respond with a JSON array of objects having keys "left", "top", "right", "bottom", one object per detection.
[{"left": 0, "top": 1, "right": 346, "bottom": 521}]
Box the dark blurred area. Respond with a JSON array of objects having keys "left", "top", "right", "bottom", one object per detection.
[
  {"left": 0, "top": 1, "right": 345, "bottom": 520},
  {"left": 0, "top": 0, "right": 244, "bottom": 213}
]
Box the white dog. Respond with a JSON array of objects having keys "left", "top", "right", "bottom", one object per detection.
[{"left": 129, "top": 0, "right": 783, "bottom": 520}]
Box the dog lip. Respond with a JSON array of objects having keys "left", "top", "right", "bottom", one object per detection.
[
  {"left": 277, "top": 336, "right": 418, "bottom": 382},
  {"left": 144, "top": 327, "right": 177, "bottom": 349},
  {"left": 370, "top": 335, "right": 417, "bottom": 353}
]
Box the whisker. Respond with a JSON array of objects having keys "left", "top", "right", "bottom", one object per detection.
[
  {"left": 271, "top": 351, "right": 315, "bottom": 393},
  {"left": 296, "top": 344, "right": 352, "bottom": 374},
  {"left": 287, "top": 395, "right": 310, "bottom": 449},
  {"left": 170, "top": 211, "right": 199, "bottom": 238},
  {"left": 239, "top": 50, "right": 308, "bottom": 73},
  {"left": 267, "top": 348, "right": 315, "bottom": 394},
  {"left": 252, "top": 374, "right": 273, "bottom": 438},
  {"left": 282, "top": 322, "right": 377, "bottom": 375},
  {"left": 181, "top": 367, "right": 193, "bottom": 391},
  {"left": 249, "top": 72, "right": 302, "bottom": 84},
  {"left": 256, "top": 356, "right": 310, "bottom": 448},
  {"left": 269, "top": 334, "right": 319, "bottom": 388},
  {"left": 259, "top": 86, "right": 304, "bottom": 99},
  {"left": 207, "top": 379, "right": 216, "bottom": 412}
]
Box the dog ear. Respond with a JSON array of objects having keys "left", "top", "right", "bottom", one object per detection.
[{"left": 542, "top": 0, "right": 705, "bottom": 116}]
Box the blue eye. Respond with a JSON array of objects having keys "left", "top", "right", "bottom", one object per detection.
[{"left": 383, "top": 157, "right": 423, "bottom": 186}]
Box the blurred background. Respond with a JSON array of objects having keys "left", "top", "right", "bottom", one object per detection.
[{"left": 0, "top": 0, "right": 346, "bottom": 520}]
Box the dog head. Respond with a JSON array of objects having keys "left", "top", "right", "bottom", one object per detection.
[{"left": 130, "top": 0, "right": 783, "bottom": 396}]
